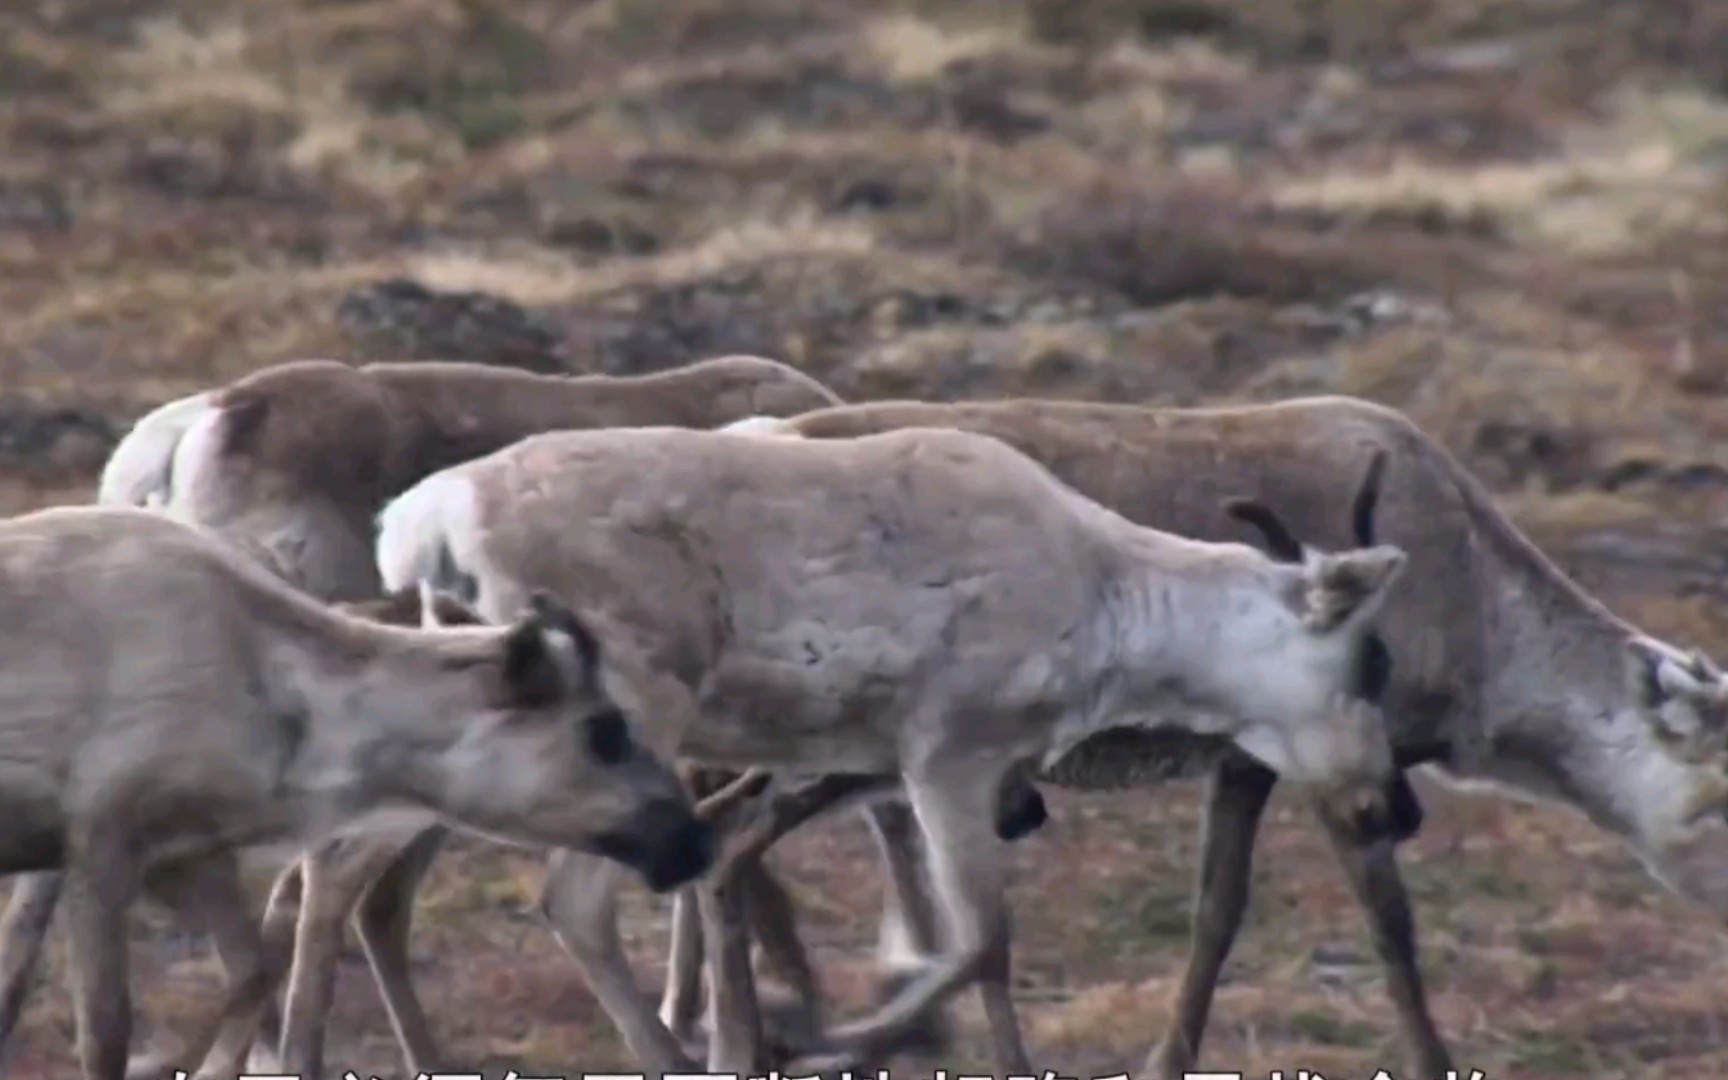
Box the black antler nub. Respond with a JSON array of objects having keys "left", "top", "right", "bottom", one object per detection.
[
  {"left": 1224, "top": 498, "right": 1304, "bottom": 563},
  {"left": 1351, "top": 448, "right": 1389, "bottom": 547}
]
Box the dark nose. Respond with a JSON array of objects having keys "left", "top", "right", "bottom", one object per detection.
[
  {"left": 642, "top": 816, "right": 716, "bottom": 893},
  {"left": 632, "top": 795, "right": 717, "bottom": 892},
  {"left": 592, "top": 797, "right": 718, "bottom": 891}
]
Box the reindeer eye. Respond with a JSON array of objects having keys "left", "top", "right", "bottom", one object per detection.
[{"left": 585, "top": 709, "right": 631, "bottom": 765}]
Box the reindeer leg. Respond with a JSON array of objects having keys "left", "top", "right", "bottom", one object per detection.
[
  {"left": 64, "top": 832, "right": 138, "bottom": 1080},
  {"left": 142, "top": 851, "right": 283, "bottom": 1080},
  {"left": 860, "top": 799, "right": 952, "bottom": 1059},
  {"left": 539, "top": 848, "right": 698, "bottom": 1072},
  {"left": 975, "top": 917, "right": 1029, "bottom": 1072},
  {"left": 279, "top": 833, "right": 426, "bottom": 1078},
  {"left": 793, "top": 750, "right": 1020, "bottom": 1072},
  {"left": 665, "top": 772, "right": 905, "bottom": 1065},
  {"left": 275, "top": 841, "right": 341, "bottom": 1077},
  {"left": 658, "top": 766, "right": 736, "bottom": 1045},
  {"left": 1145, "top": 760, "right": 1278, "bottom": 1079},
  {"left": 1312, "top": 791, "right": 1454, "bottom": 1078},
  {"left": 182, "top": 846, "right": 320, "bottom": 1080},
  {"left": 353, "top": 826, "right": 449, "bottom": 1076},
  {"left": 0, "top": 872, "right": 64, "bottom": 1062},
  {"left": 659, "top": 890, "right": 705, "bottom": 1043},
  {"left": 739, "top": 858, "right": 821, "bottom": 1020},
  {"left": 697, "top": 870, "right": 765, "bottom": 1071}
]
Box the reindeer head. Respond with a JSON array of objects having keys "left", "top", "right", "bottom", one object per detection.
[
  {"left": 1226, "top": 449, "right": 1407, "bottom": 639},
  {"left": 1626, "top": 635, "right": 1728, "bottom": 771},
  {"left": 425, "top": 589, "right": 715, "bottom": 892},
  {"left": 1222, "top": 449, "right": 1415, "bottom": 842}
]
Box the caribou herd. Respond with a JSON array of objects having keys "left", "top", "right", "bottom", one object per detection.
[{"left": 2, "top": 354, "right": 1727, "bottom": 1080}]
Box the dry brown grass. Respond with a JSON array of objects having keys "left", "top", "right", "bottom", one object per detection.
[{"left": 6, "top": 0, "right": 1728, "bottom": 1076}]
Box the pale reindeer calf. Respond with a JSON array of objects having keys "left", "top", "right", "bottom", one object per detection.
[
  {"left": 0, "top": 506, "right": 715, "bottom": 1080},
  {"left": 373, "top": 423, "right": 1409, "bottom": 1070}
]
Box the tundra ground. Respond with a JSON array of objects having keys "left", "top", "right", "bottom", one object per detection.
[{"left": 5, "top": 1, "right": 1728, "bottom": 1076}]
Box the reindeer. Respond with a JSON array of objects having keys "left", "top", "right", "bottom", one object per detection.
[
  {"left": 639, "top": 395, "right": 1728, "bottom": 1079},
  {"left": 0, "top": 505, "right": 715, "bottom": 1080},
  {"left": 0, "top": 353, "right": 843, "bottom": 1076},
  {"left": 98, "top": 354, "right": 842, "bottom": 602},
  {"left": 361, "top": 421, "right": 1410, "bottom": 1071}
]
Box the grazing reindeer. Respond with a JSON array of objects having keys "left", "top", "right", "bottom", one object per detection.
[
  {"left": 672, "top": 396, "right": 1728, "bottom": 1079},
  {"left": 369, "top": 422, "right": 1409, "bottom": 1071},
  {"left": 0, "top": 505, "right": 715, "bottom": 1080},
  {"left": 0, "top": 353, "right": 841, "bottom": 1075}
]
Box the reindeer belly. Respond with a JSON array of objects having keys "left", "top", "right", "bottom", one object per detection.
[
  {"left": 685, "top": 626, "right": 919, "bottom": 772},
  {"left": 1038, "top": 727, "right": 1242, "bottom": 790}
]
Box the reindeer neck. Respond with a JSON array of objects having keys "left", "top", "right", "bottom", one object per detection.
[
  {"left": 251, "top": 591, "right": 498, "bottom": 818},
  {"left": 1458, "top": 480, "right": 1648, "bottom": 799},
  {"left": 1084, "top": 537, "right": 1287, "bottom": 733}
]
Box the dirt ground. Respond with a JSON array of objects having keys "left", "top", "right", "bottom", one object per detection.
[{"left": 6, "top": 1, "right": 1728, "bottom": 1077}]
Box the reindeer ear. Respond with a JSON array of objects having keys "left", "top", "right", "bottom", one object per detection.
[
  {"left": 1295, "top": 545, "right": 1407, "bottom": 633},
  {"left": 498, "top": 617, "right": 568, "bottom": 708},
  {"left": 496, "top": 593, "right": 602, "bottom": 707},
  {"left": 1657, "top": 654, "right": 1707, "bottom": 701},
  {"left": 1688, "top": 647, "right": 1722, "bottom": 683},
  {"left": 525, "top": 590, "right": 602, "bottom": 677},
  {"left": 1617, "top": 635, "right": 1714, "bottom": 705}
]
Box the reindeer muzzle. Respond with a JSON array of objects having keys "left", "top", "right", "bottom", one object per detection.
[{"left": 594, "top": 798, "right": 718, "bottom": 892}]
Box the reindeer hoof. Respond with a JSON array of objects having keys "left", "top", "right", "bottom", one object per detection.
[
  {"left": 784, "top": 1047, "right": 867, "bottom": 1077},
  {"left": 870, "top": 969, "right": 953, "bottom": 1057}
]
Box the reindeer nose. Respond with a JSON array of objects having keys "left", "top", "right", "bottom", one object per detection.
[{"left": 636, "top": 800, "right": 717, "bottom": 892}]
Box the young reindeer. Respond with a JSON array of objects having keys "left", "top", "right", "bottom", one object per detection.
[
  {"left": 0, "top": 505, "right": 715, "bottom": 1080},
  {"left": 370, "top": 422, "right": 1411, "bottom": 1071},
  {"left": 683, "top": 396, "right": 1728, "bottom": 1079},
  {"left": 0, "top": 351, "right": 841, "bottom": 1074},
  {"left": 238, "top": 583, "right": 777, "bottom": 1080},
  {"left": 657, "top": 442, "right": 1411, "bottom": 1069}
]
